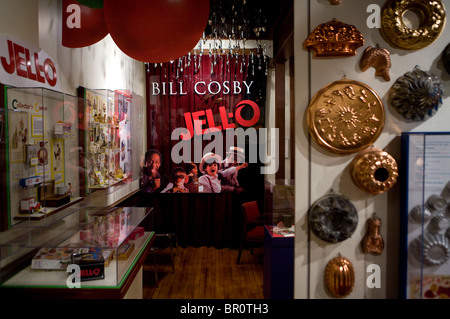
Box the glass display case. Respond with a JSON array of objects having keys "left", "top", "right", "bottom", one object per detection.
[
  {"left": 82, "top": 88, "right": 129, "bottom": 191},
  {"left": 78, "top": 87, "right": 145, "bottom": 208},
  {"left": 400, "top": 132, "right": 450, "bottom": 299},
  {"left": 264, "top": 179, "right": 295, "bottom": 238},
  {"left": 0, "top": 85, "right": 153, "bottom": 297},
  {"left": 1, "top": 86, "right": 89, "bottom": 230},
  {"left": 0, "top": 206, "right": 153, "bottom": 295}
]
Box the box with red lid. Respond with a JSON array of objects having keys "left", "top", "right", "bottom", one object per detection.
[{"left": 128, "top": 226, "right": 144, "bottom": 241}]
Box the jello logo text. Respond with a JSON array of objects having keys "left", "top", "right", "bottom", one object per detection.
[{"left": 1, "top": 39, "right": 58, "bottom": 87}]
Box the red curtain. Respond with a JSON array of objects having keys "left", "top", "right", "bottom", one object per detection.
[{"left": 145, "top": 52, "right": 267, "bottom": 178}]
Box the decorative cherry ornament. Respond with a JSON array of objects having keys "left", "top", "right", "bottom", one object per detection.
[{"left": 103, "top": 0, "right": 210, "bottom": 63}]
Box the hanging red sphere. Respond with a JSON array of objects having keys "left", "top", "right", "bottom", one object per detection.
[
  {"left": 75, "top": 0, "right": 103, "bottom": 9},
  {"left": 103, "top": 0, "right": 210, "bottom": 63},
  {"left": 62, "top": 0, "right": 109, "bottom": 48}
]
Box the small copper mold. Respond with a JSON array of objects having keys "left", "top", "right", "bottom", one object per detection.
[
  {"left": 361, "top": 214, "right": 384, "bottom": 255},
  {"left": 324, "top": 254, "right": 355, "bottom": 298},
  {"left": 350, "top": 147, "right": 398, "bottom": 194},
  {"left": 360, "top": 45, "right": 391, "bottom": 81},
  {"left": 303, "top": 18, "right": 364, "bottom": 57}
]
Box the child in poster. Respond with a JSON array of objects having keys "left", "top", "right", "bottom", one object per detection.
[
  {"left": 185, "top": 162, "right": 199, "bottom": 193},
  {"left": 161, "top": 167, "right": 189, "bottom": 193},
  {"left": 198, "top": 152, "right": 248, "bottom": 193}
]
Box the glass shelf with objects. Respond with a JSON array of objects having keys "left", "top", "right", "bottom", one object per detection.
[
  {"left": 0, "top": 86, "right": 90, "bottom": 230},
  {"left": 400, "top": 132, "right": 450, "bottom": 299},
  {"left": 0, "top": 206, "right": 153, "bottom": 290},
  {"left": 77, "top": 87, "right": 145, "bottom": 208}
]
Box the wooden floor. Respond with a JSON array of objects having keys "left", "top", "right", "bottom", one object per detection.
[{"left": 142, "top": 245, "right": 264, "bottom": 299}]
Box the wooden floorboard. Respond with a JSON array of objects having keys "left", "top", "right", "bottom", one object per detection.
[{"left": 142, "top": 245, "right": 264, "bottom": 299}]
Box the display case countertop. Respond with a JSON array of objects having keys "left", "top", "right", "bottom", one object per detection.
[{"left": 0, "top": 207, "right": 154, "bottom": 298}]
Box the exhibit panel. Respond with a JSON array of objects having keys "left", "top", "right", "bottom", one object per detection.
[{"left": 401, "top": 133, "right": 450, "bottom": 299}]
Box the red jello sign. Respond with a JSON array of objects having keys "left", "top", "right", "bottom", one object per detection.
[
  {"left": 0, "top": 35, "right": 60, "bottom": 90},
  {"left": 181, "top": 100, "right": 261, "bottom": 140}
]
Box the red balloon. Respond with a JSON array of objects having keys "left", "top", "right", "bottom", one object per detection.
[
  {"left": 103, "top": 0, "right": 210, "bottom": 63},
  {"left": 62, "top": 0, "right": 109, "bottom": 48}
]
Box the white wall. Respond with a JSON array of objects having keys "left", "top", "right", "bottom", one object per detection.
[
  {"left": 0, "top": 1, "right": 39, "bottom": 46},
  {"left": 294, "top": 0, "right": 450, "bottom": 299}
]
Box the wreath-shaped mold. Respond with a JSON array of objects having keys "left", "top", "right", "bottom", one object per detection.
[
  {"left": 381, "top": 0, "right": 446, "bottom": 50},
  {"left": 350, "top": 147, "right": 398, "bottom": 194},
  {"left": 309, "top": 190, "right": 358, "bottom": 243}
]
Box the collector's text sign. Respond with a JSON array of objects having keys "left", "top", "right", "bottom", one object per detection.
[{"left": 0, "top": 35, "right": 61, "bottom": 91}]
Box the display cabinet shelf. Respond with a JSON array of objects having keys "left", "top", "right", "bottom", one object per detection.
[{"left": 13, "top": 197, "right": 84, "bottom": 222}]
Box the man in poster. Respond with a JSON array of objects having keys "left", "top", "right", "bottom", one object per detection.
[{"left": 141, "top": 149, "right": 163, "bottom": 193}]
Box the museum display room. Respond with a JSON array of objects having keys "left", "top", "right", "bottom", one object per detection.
[{"left": 0, "top": 0, "right": 449, "bottom": 301}]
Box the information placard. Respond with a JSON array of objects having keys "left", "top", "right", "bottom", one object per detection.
[{"left": 401, "top": 132, "right": 450, "bottom": 299}]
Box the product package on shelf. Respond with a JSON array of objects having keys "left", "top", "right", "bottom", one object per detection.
[
  {"left": 31, "top": 247, "right": 85, "bottom": 270},
  {"left": 128, "top": 227, "right": 144, "bottom": 241},
  {"left": 102, "top": 249, "right": 114, "bottom": 267},
  {"left": 116, "top": 243, "right": 135, "bottom": 260},
  {"left": 64, "top": 242, "right": 114, "bottom": 268},
  {"left": 71, "top": 247, "right": 105, "bottom": 281},
  {"left": 80, "top": 207, "right": 131, "bottom": 247},
  {"left": 37, "top": 179, "right": 70, "bottom": 207},
  {"left": 19, "top": 197, "right": 41, "bottom": 214}
]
